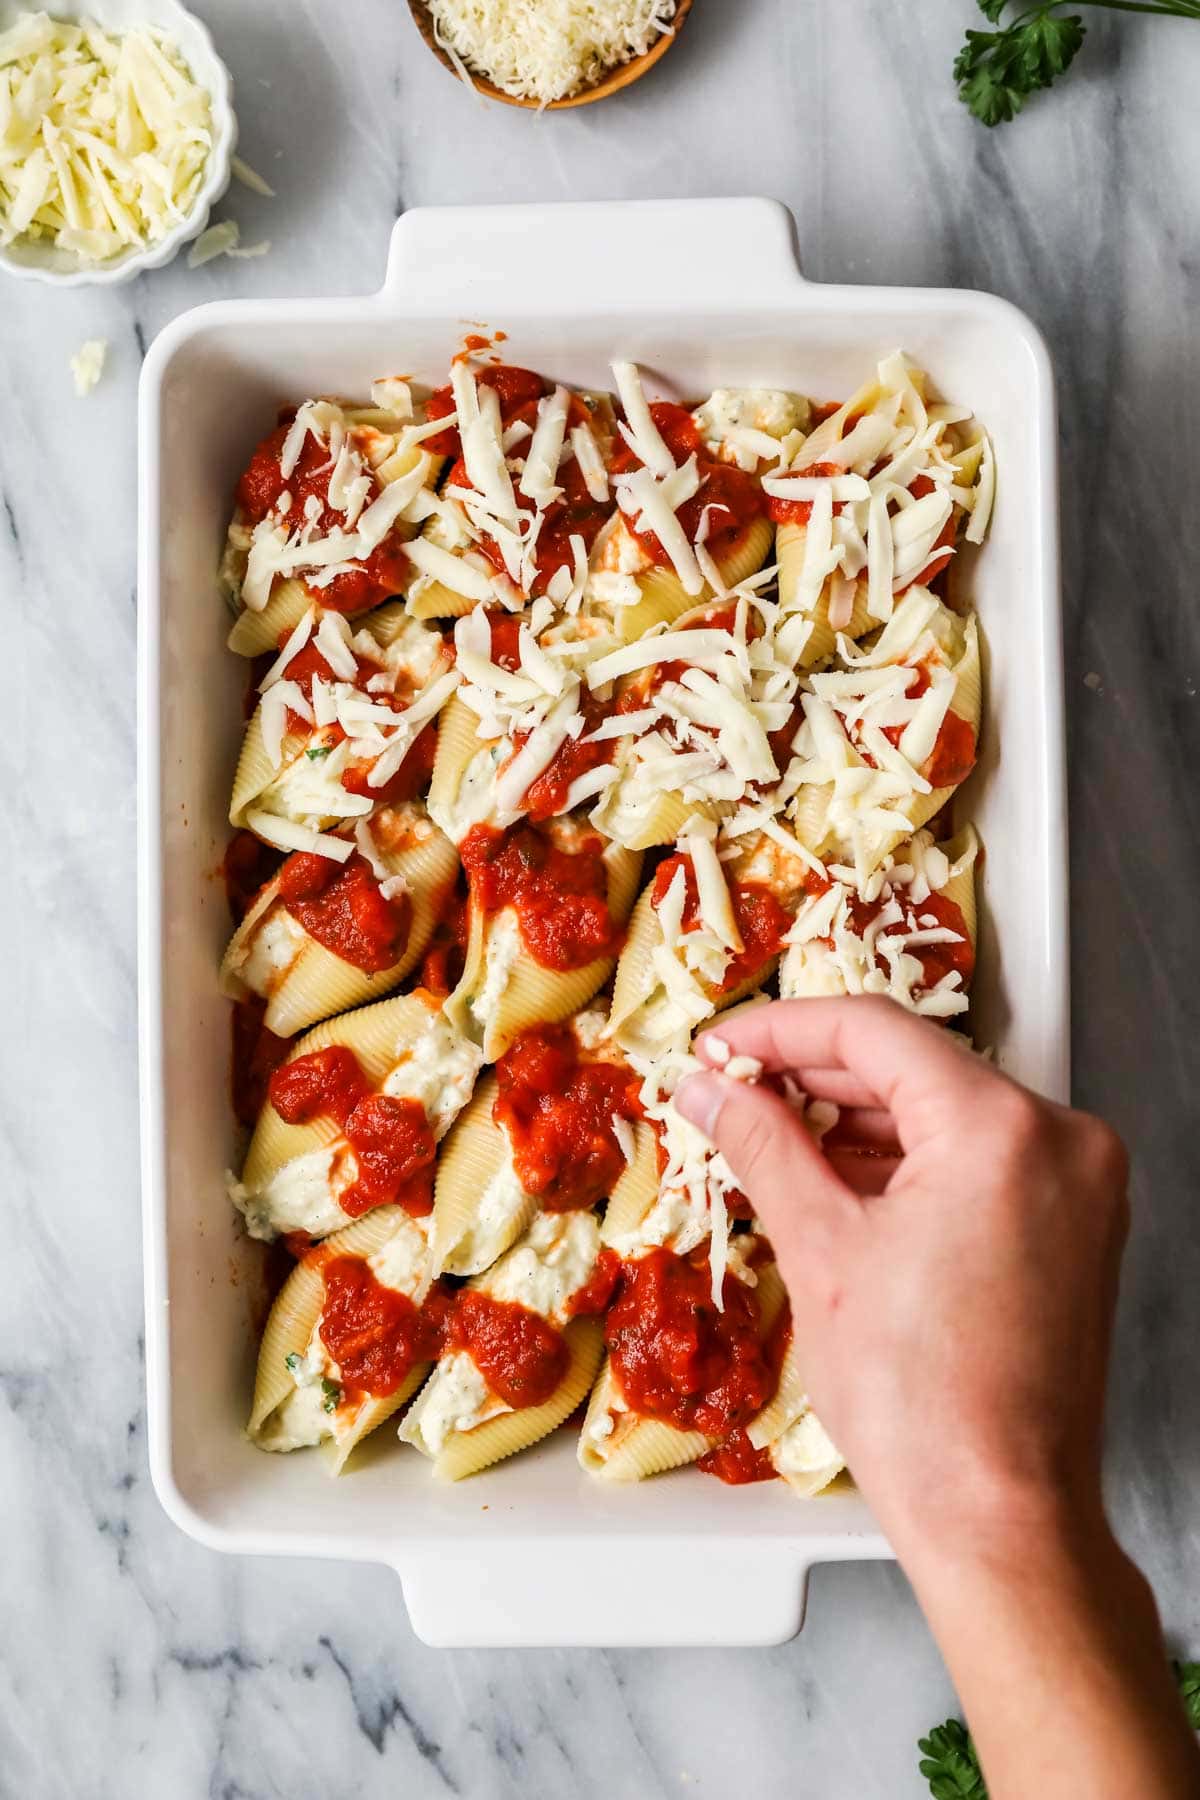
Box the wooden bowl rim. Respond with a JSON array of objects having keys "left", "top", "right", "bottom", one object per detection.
[{"left": 406, "top": 0, "right": 694, "bottom": 111}]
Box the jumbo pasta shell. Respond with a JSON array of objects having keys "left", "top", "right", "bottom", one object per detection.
[
  {"left": 599, "top": 1123, "right": 661, "bottom": 1242},
  {"left": 603, "top": 787, "right": 733, "bottom": 855},
  {"left": 227, "top": 577, "right": 315, "bottom": 659},
  {"left": 608, "top": 887, "right": 658, "bottom": 1036},
  {"left": 241, "top": 991, "right": 443, "bottom": 1188},
  {"left": 579, "top": 1257, "right": 789, "bottom": 1481},
  {"left": 429, "top": 1076, "right": 538, "bottom": 1278},
  {"left": 230, "top": 711, "right": 309, "bottom": 827},
  {"left": 937, "top": 823, "right": 979, "bottom": 955},
  {"left": 430, "top": 1318, "right": 604, "bottom": 1482},
  {"left": 609, "top": 884, "right": 777, "bottom": 1043},
  {"left": 405, "top": 576, "right": 479, "bottom": 622},
  {"left": 427, "top": 694, "right": 494, "bottom": 828},
  {"left": 616, "top": 516, "right": 775, "bottom": 644},
  {"left": 447, "top": 843, "right": 642, "bottom": 1061},
  {"left": 901, "top": 615, "right": 983, "bottom": 839},
  {"left": 249, "top": 1256, "right": 327, "bottom": 1434},
  {"left": 259, "top": 824, "right": 457, "bottom": 1037},
  {"left": 745, "top": 1323, "right": 808, "bottom": 1454},
  {"left": 326, "top": 1363, "right": 429, "bottom": 1476},
  {"left": 248, "top": 1203, "right": 413, "bottom": 1434},
  {"left": 578, "top": 1359, "right": 709, "bottom": 1480}
]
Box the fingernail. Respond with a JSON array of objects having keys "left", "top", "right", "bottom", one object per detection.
[
  {"left": 675, "top": 1071, "right": 729, "bottom": 1140},
  {"left": 697, "top": 1032, "right": 731, "bottom": 1069}
]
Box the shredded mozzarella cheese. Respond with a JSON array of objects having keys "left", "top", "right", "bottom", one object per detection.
[{"left": 0, "top": 13, "right": 214, "bottom": 264}]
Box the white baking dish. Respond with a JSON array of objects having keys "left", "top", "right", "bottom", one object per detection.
[{"left": 137, "top": 197, "right": 1067, "bottom": 1648}]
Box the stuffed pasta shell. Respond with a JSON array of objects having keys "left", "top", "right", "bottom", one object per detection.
[
  {"left": 219, "top": 802, "right": 458, "bottom": 1037},
  {"left": 405, "top": 363, "right": 617, "bottom": 618},
  {"left": 398, "top": 1210, "right": 608, "bottom": 1480},
  {"left": 779, "top": 825, "right": 978, "bottom": 1019},
  {"left": 248, "top": 1203, "right": 446, "bottom": 1472},
  {"left": 445, "top": 814, "right": 642, "bottom": 1060},
  {"left": 766, "top": 352, "right": 994, "bottom": 668},
  {"left": 609, "top": 820, "right": 799, "bottom": 1055},
  {"left": 579, "top": 1238, "right": 788, "bottom": 1482},
  {"left": 743, "top": 1330, "right": 846, "bottom": 1497},
  {"left": 581, "top": 592, "right": 806, "bottom": 852},
  {"left": 223, "top": 391, "right": 447, "bottom": 656},
  {"left": 231, "top": 602, "right": 456, "bottom": 842},
  {"left": 230, "top": 992, "right": 483, "bottom": 1243},
  {"left": 427, "top": 606, "right": 623, "bottom": 843},
  {"left": 584, "top": 364, "right": 776, "bottom": 644},
  {"left": 786, "top": 587, "right": 982, "bottom": 881},
  {"left": 430, "top": 1009, "right": 655, "bottom": 1277}
]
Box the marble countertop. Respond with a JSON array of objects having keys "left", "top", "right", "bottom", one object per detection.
[{"left": 4, "top": 0, "right": 1199, "bottom": 1793}]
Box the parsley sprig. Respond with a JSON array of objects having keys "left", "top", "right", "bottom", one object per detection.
[
  {"left": 955, "top": 0, "right": 1200, "bottom": 125},
  {"left": 1175, "top": 1660, "right": 1200, "bottom": 1731},
  {"left": 918, "top": 1721, "right": 988, "bottom": 1798}
]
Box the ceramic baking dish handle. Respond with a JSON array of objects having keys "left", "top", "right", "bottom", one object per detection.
[
  {"left": 396, "top": 1542, "right": 812, "bottom": 1648},
  {"left": 381, "top": 197, "right": 806, "bottom": 313}
]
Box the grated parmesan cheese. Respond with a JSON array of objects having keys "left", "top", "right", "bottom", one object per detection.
[
  {"left": 424, "top": 0, "right": 680, "bottom": 104},
  {"left": 0, "top": 12, "right": 214, "bottom": 265}
]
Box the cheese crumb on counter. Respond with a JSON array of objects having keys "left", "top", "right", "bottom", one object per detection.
[
  {"left": 425, "top": 0, "right": 679, "bottom": 104},
  {"left": 69, "top": 338, "right": 107, "bottom": 396}
]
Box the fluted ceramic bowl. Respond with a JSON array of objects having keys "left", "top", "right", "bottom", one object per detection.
[{"left": 0, "top": 0, "right": 236, "bottom": 286}]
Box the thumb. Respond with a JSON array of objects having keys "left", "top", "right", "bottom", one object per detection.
[{"left": 674, "top": 1071, "right": 856, "bottom": 1268}]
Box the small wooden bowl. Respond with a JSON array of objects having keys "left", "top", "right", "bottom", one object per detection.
[{"left": 407, "top": 0, "right": 693, "bottom": 110}]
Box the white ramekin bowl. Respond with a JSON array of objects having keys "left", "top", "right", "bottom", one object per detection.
[{"left": 0, "top": 0, "right": 237, "bottom": 286}]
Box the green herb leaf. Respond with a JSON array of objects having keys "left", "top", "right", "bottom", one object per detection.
[
  {"left": 284, "top": 1352, "right": 302, "bottom": 1373},
  {"left": 954, "top": 2, "right": 1085, "bottom": 125},
  {"left": 954, "top": 28, "right": 1029, "bottom": 125},
  {"left": 306, "top": 745, "right": 333, "bottom": 761},
  {"left": 321, "top": 1377, "right": 341, "bottom": 1414},
  {"left": 918, "top": 1720, "right": 988, "bottom": 1799},
  {"left": 1019, "top": 11, "right": 1086, "bottom": 87},
  {"left": 1175, "top": 1660, "right": 1200, "bottom": 1731}
]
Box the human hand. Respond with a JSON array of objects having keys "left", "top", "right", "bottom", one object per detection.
[{"left": 675, "top": 995, "right": 1129, "bottom": 1566}]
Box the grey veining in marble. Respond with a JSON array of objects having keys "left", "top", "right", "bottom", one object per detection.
[{"left": 2, "top": 0, "right": 1199, "bottom": 1793}]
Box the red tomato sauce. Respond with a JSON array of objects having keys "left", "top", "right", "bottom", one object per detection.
[
  {"left": 223, "top": 829, "right": 284, "bottom": 925},
  {"left": 564, "top": 1246, "right": 622, "bottom": 1318},
  {"left": 493, "top": 1023, "right": 643, "bottom": 1210},
  {"left": 448, "top": 1290, "right": 567, "bottom": 1409},
  {"left": 485, "top": 610, "right": 523, "bottom": 671},
  {"left": 610, "top": 402, "right": 764, "bottom": 566},
  {"left": 235, "top": 422, "right": 410, "bottom": 614},
  {"left": 447, "top": 394, "right": 612, "bottom": 597},
  {"left": 459, "top": 822, "right": 620, "bottom": 970},
  {"left": 516, "top": 694, "right": 616, "bottom": 822},
  {"left": 340, "top": 718, "right": 438, "bottom": 805},
  {"left": 418, "top": 884, "right": 469, "bottom": 998},
  {"left": 650, "top": 854, "right": 789, "bottom": 993},
  {"left": 804, "top": 875, "right": 974, "bottom": 994},
  {"left": 696, "top": 1428, "right": 778, "bottom": 1485},
  {"left": 268, "top": 1047, "right": 436, "bottom": 1217},
  {"left": 277, "top": 851, "right": 411, "bottom": 974},
  {"left": 634, "top": 602, "right": 752, "bottom": 730},
  {"left": 425, "top": 364, "right": 548, "bottom": 459},
  {"left": 765, "top": 460, "right": 844, "bottom": 527},
  {"left": 900, "top": 473, "right": 959, "bottom": 594},
  {"left": 317, "top": 1255, "right": 450, "bottom": 1399},
  {"left": 604, "top": 1246, "right": 774, "bottom": 1439},
  {"left": 231, "top": 996, "right": 290, "bottom": 1127},
  {"left": 877, "top": 663, "right": 977, "bottom": 789}
]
